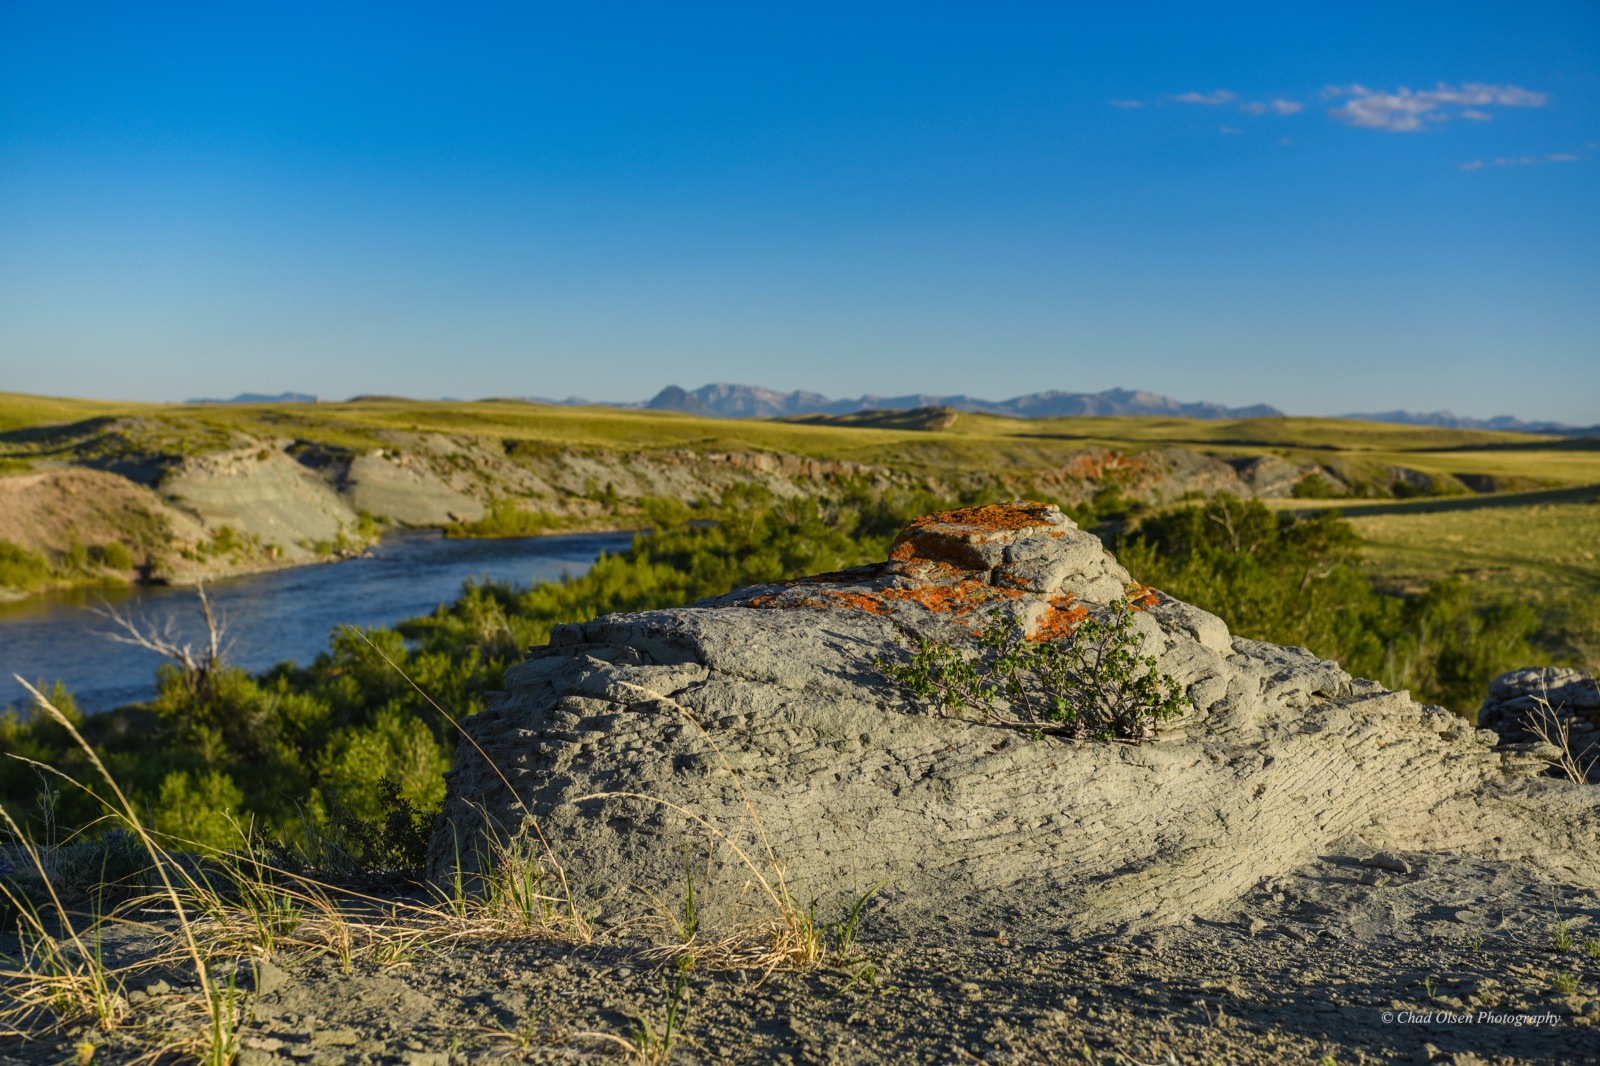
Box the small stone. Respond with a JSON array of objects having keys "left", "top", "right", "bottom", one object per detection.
[
  {"left": 310, "top": 1029, "right": 359, "bottom": 1047},
  {"left": 959, "top": 981, "right": 984, "bottom": 1000},
  {"left": 242, "top": 1037, "right": 286, "bottom": 1052},
  {"left": 253, "top": 960, "right": 290, "bottom": 997},
  {"left": 1361, "top": 852, "right": 1412, "bottom": 874}
]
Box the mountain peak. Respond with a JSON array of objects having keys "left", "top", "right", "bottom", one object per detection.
[{"left": 640, "top": 383, "right": 1283, "bottom": 421}]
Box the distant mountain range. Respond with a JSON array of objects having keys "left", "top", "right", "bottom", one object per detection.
[
  {"left": 183, "top": 384, "right": 1594, "bottom": 436},
  {"left": 1338, "top": 410, "right": 1590, "bottom": 435},
  {"left": 634, "top": 384, "right": 1285, "bottom": 421},
  {"left": 186, "top": 391, "right": 318, "bottom": 405}
]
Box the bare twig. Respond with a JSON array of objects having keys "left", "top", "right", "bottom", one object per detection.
[
  {"left": 1521, "top": 688, "right": 1598, "bottom": 785},
  {"left": 89, "top": 581, "right": 231, "bottom": 688}
]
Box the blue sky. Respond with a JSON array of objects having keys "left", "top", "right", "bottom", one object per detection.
[{"left": 1, "top": 2, "right": 1596, "bottom": 422}]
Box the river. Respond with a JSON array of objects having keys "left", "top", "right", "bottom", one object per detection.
[{"left": 0, "top": 528, "right": 635, "bottom": 714}]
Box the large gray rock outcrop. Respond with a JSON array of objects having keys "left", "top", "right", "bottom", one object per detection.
[{"left": 432, "top": 503, "right": 1600, "bottom": 933}]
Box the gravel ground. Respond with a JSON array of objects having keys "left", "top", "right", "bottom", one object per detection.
[{"left": 6, "top": 850, "right": 1599, "bottom": 1065}]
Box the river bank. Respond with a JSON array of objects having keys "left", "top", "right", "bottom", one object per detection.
[{"left": 0, "top": 527, "right": 633, "bottom": 714}]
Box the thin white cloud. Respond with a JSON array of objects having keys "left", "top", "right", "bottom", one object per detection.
[
  {"left": 1443, "top": 84, "right": 1546, "bottom": 107},
  {"left": 1324, "top": 82, "right": 1548, "bottom": 132},
  {"left": 1108, "top": 99, "right": 1145, "bottom": 109},
  {"left": 1219, "top": 126, "right": 1244, "bottom": 136},
  {"left": 1460, "top": 152, "right": 1585, "bottom": 170},
  {"left": 1239, "top": 99, "right": 1303, "bottom": 116},
  {"left": 1168, "top": 89, "right": 1236, "bottom": 105},
  {"left": 1460, "top": 109, "right": 1492, "bottom": 121},
  {"left": 1496, "top": 153, "right": 1580, "bottom": 166}
]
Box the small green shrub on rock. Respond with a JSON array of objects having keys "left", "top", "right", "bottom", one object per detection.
[{"left": 881, "top": 599, "right": 1189, "bottom": 742}]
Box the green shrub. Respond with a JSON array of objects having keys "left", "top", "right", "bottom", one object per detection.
[
  {"left": 445, "top": 498, "right": 562, "bottom": 538},
  {"left": 881, "top": 599, "right": 1189, "bottom": 741},
  {"left": 324, "top": 778, "right": 439, "bottom": 876},
  {"left": 1116, "top": 494, "right": 1545, "bottom": 714},
  {"left": 151, "top": 769, "right": 246, "bottom": 851},
  {"left": 92, "top": 541, "right": 136, "bottom": 570},
  {"left": 60, "top": 540, "right": 91, "bottom": 575},
  {"left": 48, "top": 828, "right": 154, "bottom": 903},
  {"left": 1290, "top": 474, "right": 1342, "bottom": 499},
  {"left": 0, "top": 539, "right": 51, "bottom": 591}
]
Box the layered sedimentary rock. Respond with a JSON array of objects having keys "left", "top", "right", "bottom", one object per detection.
[{"left": 432, "top": 503, "right": 1600, "bottom": 932}]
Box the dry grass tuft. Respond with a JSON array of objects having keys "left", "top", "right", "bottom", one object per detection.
[
  {"left": 1521, "top": 686, "right": 1599, "bottom": 784},
  {"left": 1, "top": 652, "right": 885, "bottom": 1061}
]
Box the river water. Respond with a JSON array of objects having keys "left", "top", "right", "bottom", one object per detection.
[{"left": 0, "top": 529, "right": 635, "bottom": 714}]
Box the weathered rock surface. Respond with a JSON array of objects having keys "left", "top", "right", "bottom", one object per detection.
[
  {"left": 1226, "top": 454, "right": 1323, "bottom": 497},
  {"left": 438, "top": 501, "right": 1600, "bottom": 933},
  {"left": 160, "top": 447, "right": 359, "bottom": 565}
]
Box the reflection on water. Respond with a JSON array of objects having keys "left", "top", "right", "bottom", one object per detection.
[{"left": 0, "top": 529, "right": 634, "bottom": 714}]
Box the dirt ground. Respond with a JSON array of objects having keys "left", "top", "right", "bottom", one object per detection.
[{"left": 6, "top": 850, "right": 1599, "bottom": 1065}]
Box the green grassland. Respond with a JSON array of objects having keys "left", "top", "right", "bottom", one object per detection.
[
  {"left": 5, "top": 391, "right": 1598, "bottom": 487},
  {"left": 1351, "top": 500, "right": 1600, "bottom": 598}
]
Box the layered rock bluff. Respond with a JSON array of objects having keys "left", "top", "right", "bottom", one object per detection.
[{"left": 433, "top": 503, "right": 1600, "bottom": 932}]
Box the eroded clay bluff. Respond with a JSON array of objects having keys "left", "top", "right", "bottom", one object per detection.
[{"left": 431, "top": 502, "right": 1600, "bottom": 933}]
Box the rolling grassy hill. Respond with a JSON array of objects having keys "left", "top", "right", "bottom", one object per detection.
[{"left": 6, "top": 392, "right": 1597, "bottom": 485}]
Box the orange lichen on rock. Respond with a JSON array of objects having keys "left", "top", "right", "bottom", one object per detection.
[
  {"left": 893, "top": 558, "right": 968, "bottom": 581},
  {"left": 1064, "top": 450, "right": 1150, "bottom": 482},
  {"left": 888, "top": 539, "right": 920, "bottom": 562},
  {"left": 818, "top": 591, "right": 892, "bottom": 615},
  {"left": 880, "top": 579, "right": 1022, "bottom": 617},
  {"left": 1124, "top": 583, "right": 1161, "bottom": 610},
  {"left": 899, "top": 501, "right": 1060, "bottom": 536},
  {"left": 1030, "top": 593, "right": 1088, "bottom": 642},
  {"left": 888, "top": 501, "right": 1065, "bottom": 568},
  {"left": 738, "top": 569, "right": 1024, "bottom": 621},
  {"left": 741, "top": 501, "right": 1089, "bottom": 621}
]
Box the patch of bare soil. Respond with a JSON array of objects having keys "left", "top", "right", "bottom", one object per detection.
[
  {"left": 6, "top": 852, "right": 1597, "bottom": 1065},
  {"left": 0, "top": 468, "right": 184, "bottom": 571}
]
